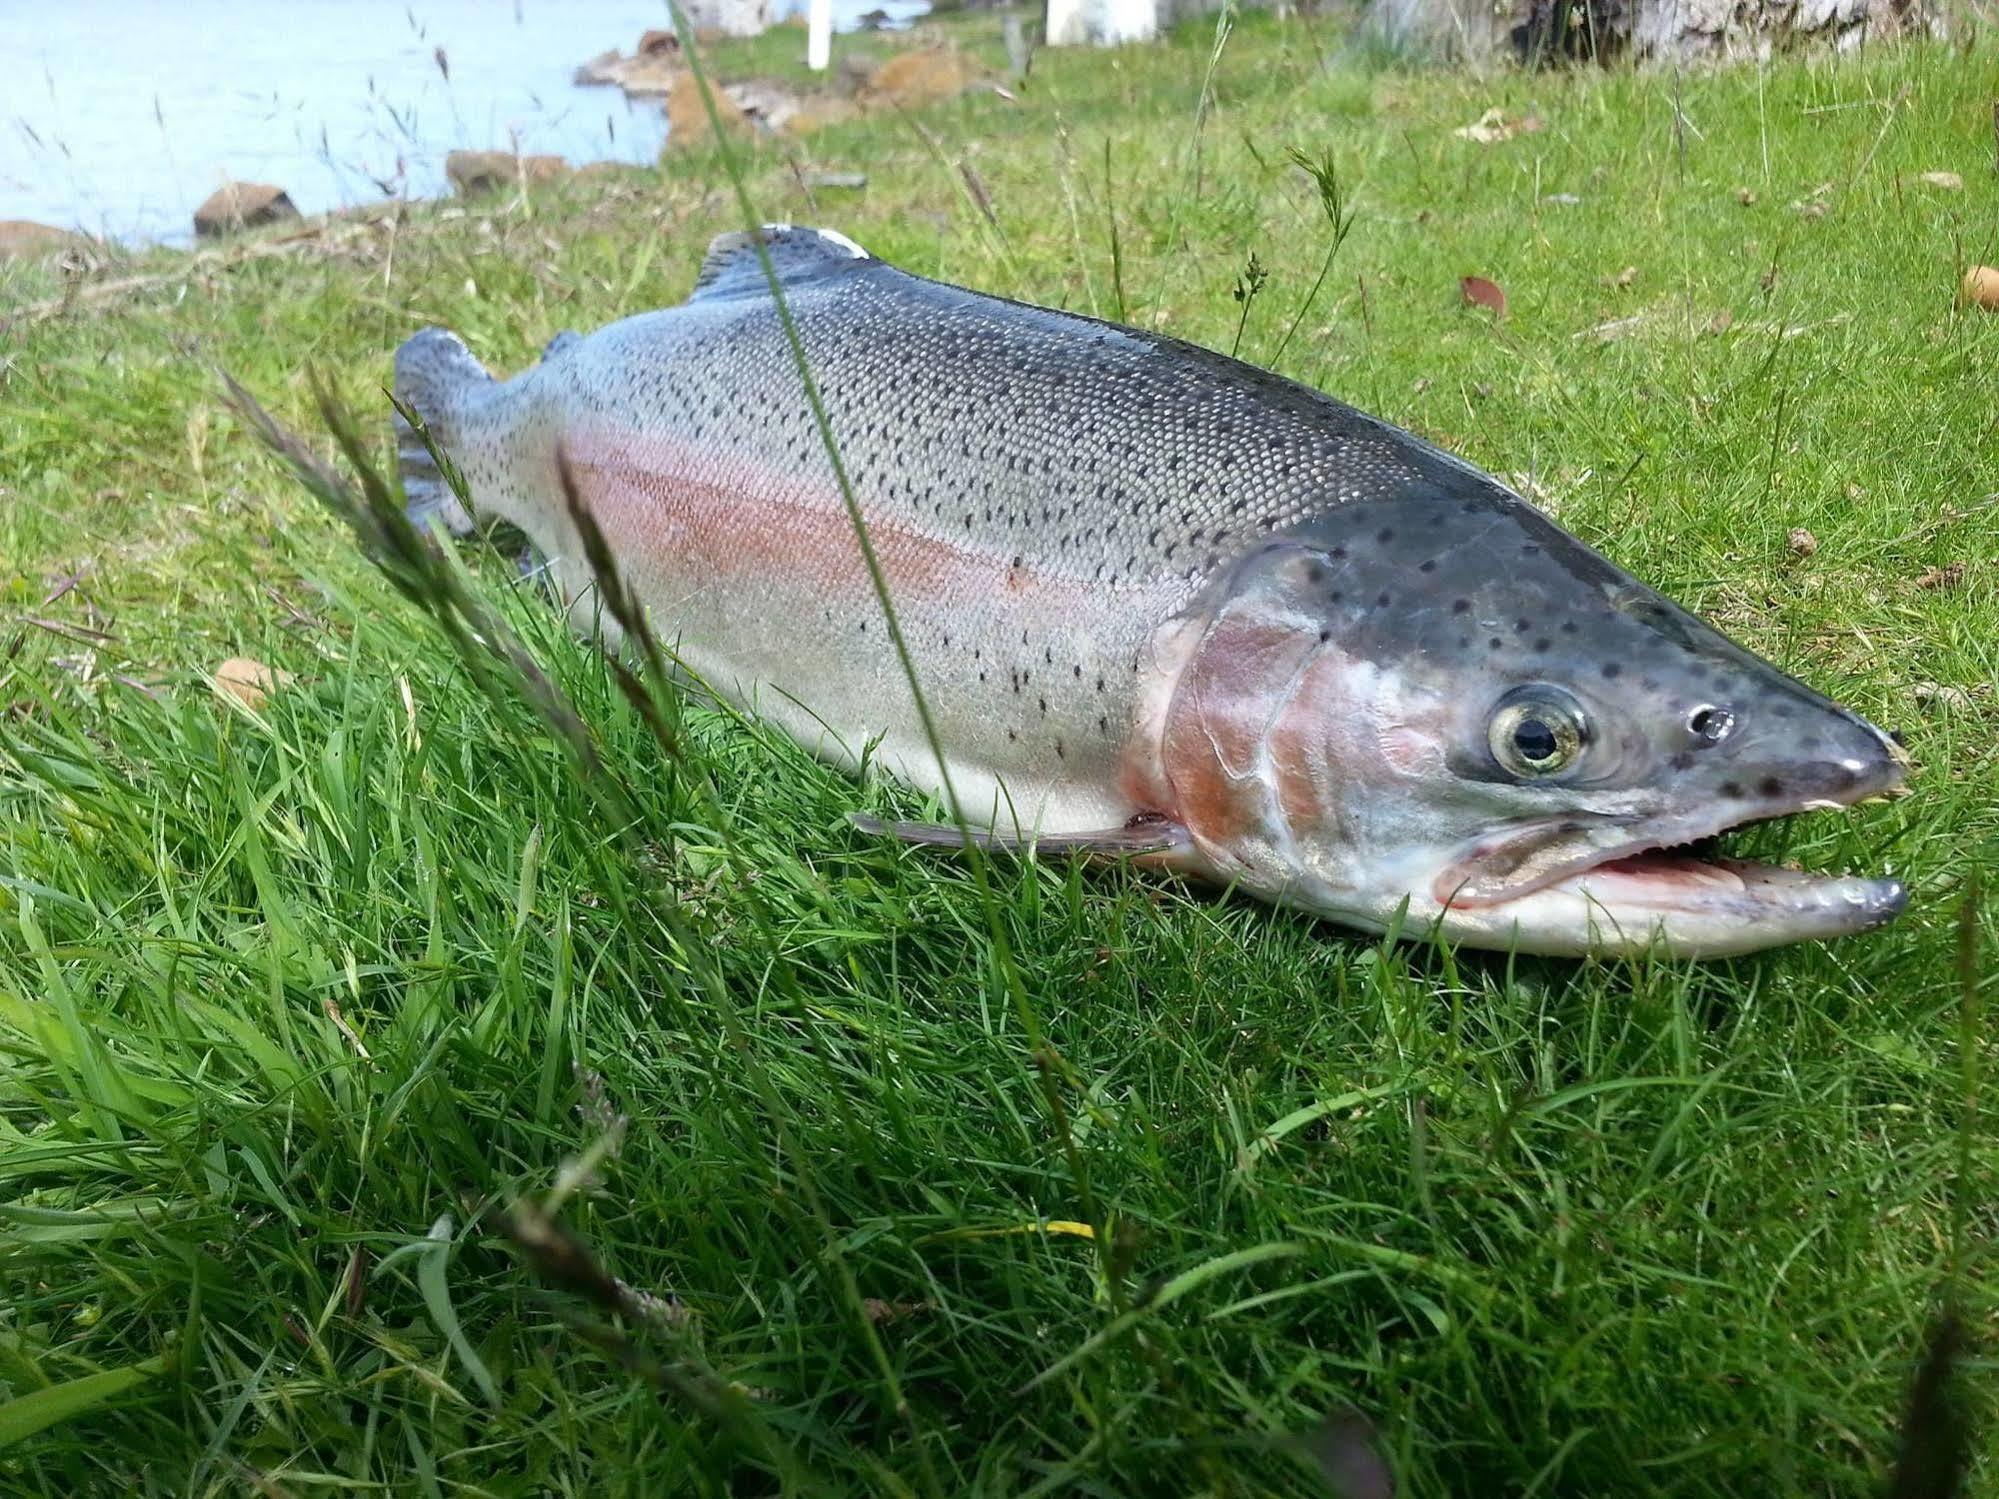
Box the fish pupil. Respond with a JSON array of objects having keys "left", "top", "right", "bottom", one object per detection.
[{"left": 1514, "top": 718, "right": 1559, "bottom": 764}]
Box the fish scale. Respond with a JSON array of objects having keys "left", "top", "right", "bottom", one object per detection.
[{"left": 390, "top": 224, "right": 1910, "bottom": 957}]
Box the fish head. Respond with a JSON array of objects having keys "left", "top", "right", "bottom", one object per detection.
[{"left": 1144, "top": 481, "right": 1910, "bottom": 957}]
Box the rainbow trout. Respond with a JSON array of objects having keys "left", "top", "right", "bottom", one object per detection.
[{"left": 392, "top": 225, "right": 1909, "bottom": 957}]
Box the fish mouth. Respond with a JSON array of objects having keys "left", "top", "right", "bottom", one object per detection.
[{"left": 1432, "top": 759, "right": 1910, "bottom": 951}]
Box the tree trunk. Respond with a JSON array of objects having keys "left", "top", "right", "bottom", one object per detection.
[
  {"left": 1371, "top": 0, "right": 1947, "bottom": 63},
  {"left": 678, "top": 0, "right": 774, "bottom": 38}
]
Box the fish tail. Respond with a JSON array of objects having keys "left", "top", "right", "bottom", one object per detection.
[{"left": 393, "top": 327, "right": 491, "bottom": 536}]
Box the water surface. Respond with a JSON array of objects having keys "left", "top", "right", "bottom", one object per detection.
[{"left": 4, "top": 0, "right": 920, "bottom": 246}]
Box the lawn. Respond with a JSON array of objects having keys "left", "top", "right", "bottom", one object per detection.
[{"left": 2, "top": 10, "right": 1996, "bottom": 1494}]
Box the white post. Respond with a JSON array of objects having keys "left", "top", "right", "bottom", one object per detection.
[{"left": 808, "top": 0, "right": 832, "bottom": 69}]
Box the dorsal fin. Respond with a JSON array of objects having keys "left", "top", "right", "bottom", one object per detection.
[{"left": 690, "top": 224, "right": 873, "bottom": 301}]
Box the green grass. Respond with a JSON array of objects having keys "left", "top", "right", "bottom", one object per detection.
[{"left": 4, "top": 13, "right": 1998, "bottom": 1494}]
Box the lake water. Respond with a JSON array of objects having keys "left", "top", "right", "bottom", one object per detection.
[{"left": 3, "top": 0, "right": 925, "bottom": 247}]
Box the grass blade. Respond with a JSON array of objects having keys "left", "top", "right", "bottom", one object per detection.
[{"left": 0, "top": 1360, "right": 164, "bottom": 1448}]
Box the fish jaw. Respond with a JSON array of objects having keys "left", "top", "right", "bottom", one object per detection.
[{"left": 1425, "top": 856, "right": 1909, "bottom": 958}]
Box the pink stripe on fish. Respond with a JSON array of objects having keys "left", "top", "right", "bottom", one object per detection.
[{"left": 563, "top": 427, "right": 1023, "bottom": 601}]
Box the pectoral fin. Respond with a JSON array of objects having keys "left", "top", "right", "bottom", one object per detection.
[{"left": 851, "top": 811, "right": 1195, "bottom": 865}]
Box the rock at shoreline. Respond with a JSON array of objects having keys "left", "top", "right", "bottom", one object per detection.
[
  {"left": 446, "top": 151, "right": 568, "bottom": 196},
  {"left": 666, "top": 73, "right": 749, "bottom": 140},
  {"left": 574, "top": 48, "right": 625, "bottom": 85},
  {"left": 193, "top": 182, "right": 299, "bottom": 239},
  {"left": 728, "top": 78, "right": 811, "bottom": 132},
  {"left": 575, "top": 27, "right": 683, "bottom": 95},
  {"left": 0, "top": 220, "right": 85, "bottom": 261},
  {"left": 860, "top": 48, "right": 984, "bottom": 109}
]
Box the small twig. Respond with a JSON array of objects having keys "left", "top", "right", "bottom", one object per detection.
[{"left": 322, "top": 997, "right": 372, "bottom": 1061}]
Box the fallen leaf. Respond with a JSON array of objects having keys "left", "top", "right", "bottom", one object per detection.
[
  {"left": 1706, "top": 308, "right": 1735, "bottom": 335},
  {"left": 1460, "top": 275, "right": 1507, "bottom": 317},
  {"left": 1911, "top": 683, "right": 1975, "bottom": 711},
  {"left": 1914, "top": 561, "right": 1967, "bottom": 590},
  {"left": 1575, "top": 311, "right": 1653, "bottom": 343},
  {"left": 1544, "top": 192, "right": 1582, "bottom": 206},
  {"left": 861, "top": 1297, "right": 932, "bottom": 1325},
  {"left": 1735, "top": 186, "right": 1758, "bottom": 205},
  {"left": 212, "top": 656, "right": 294, "bottom": 709},
  {"left": 1601, "top": 265, "right": 1638, "bottom": 289},
  {"left": 1844, "top": 482, "right": 1866, "bottom": 500},
  {"left": 1454, "top": 107, "right": 1523, "bottom": 144},
  {"left": 1787, "top": 527, "right": 1819, "bottom": 558},
  {"left": 1912, "top": 681, "right": 1972, "bottom": 712},
  {"left": 1918, "top": 170, "right": 1964, "bottom": 191},
  {"left": 1960, "top": 266, "right": 1999, "bottom": 311}
]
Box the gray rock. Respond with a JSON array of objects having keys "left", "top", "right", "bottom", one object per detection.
[
  {"left": 0, "top": 220, "right": 84, "bottom": 261},
  {"left": 192, "top": 182, "right": 299, "bottom": 239}
]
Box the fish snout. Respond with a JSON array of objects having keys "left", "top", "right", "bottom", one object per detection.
[{"left": 1688, "top": 689, "right": 1908, "bottom": 811}]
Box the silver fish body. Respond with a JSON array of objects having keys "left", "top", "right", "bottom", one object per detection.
[{"left": 394, "top": 226, "right": 1909, "bottom": 957}]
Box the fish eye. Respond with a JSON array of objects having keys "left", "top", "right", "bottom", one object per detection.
[
  {"left": 1488, "top": 686, "right": 1588, "bottom": 778},
  {"left": 1687, "top": 705, "right": 1734, "bottom": 744}
]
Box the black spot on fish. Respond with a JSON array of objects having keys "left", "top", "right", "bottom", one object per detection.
[
  {"left": 1669, "top": 751, "right": 1695, "bottom": 770},
  {"left": 1719, "top": 781, "right": 1744, "bottom": 798},
  {"left": 1452, "top": 599, "right": 1470, "bottom": 615},
  {"left": 1758, "top": 777, "right": 1784, "bottom": 798},
  {"left": 1319, "top": 629, "right": 1332, "bottom": 643},
  {"left": 1602, "top": 663, "right": 1623, "bottom": 679},
  {"left": 1419, "top": 559, "right": 1437, "bottom": 573},
  {"left": 1377, "top": 527, "right": 1394, "bottom": 544},
  {"left": 1376, "top": 592, "right": 1392, "bottom": 609},
  {"left": 1331, "top": 545, "right": 1347, "bottom": 560},
  {"left": 1489, "top": 637, "right": 1504, "bottom": 650},
  {"left": 1561, "top": 621, "right": 1579, "bottom": 635}
]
